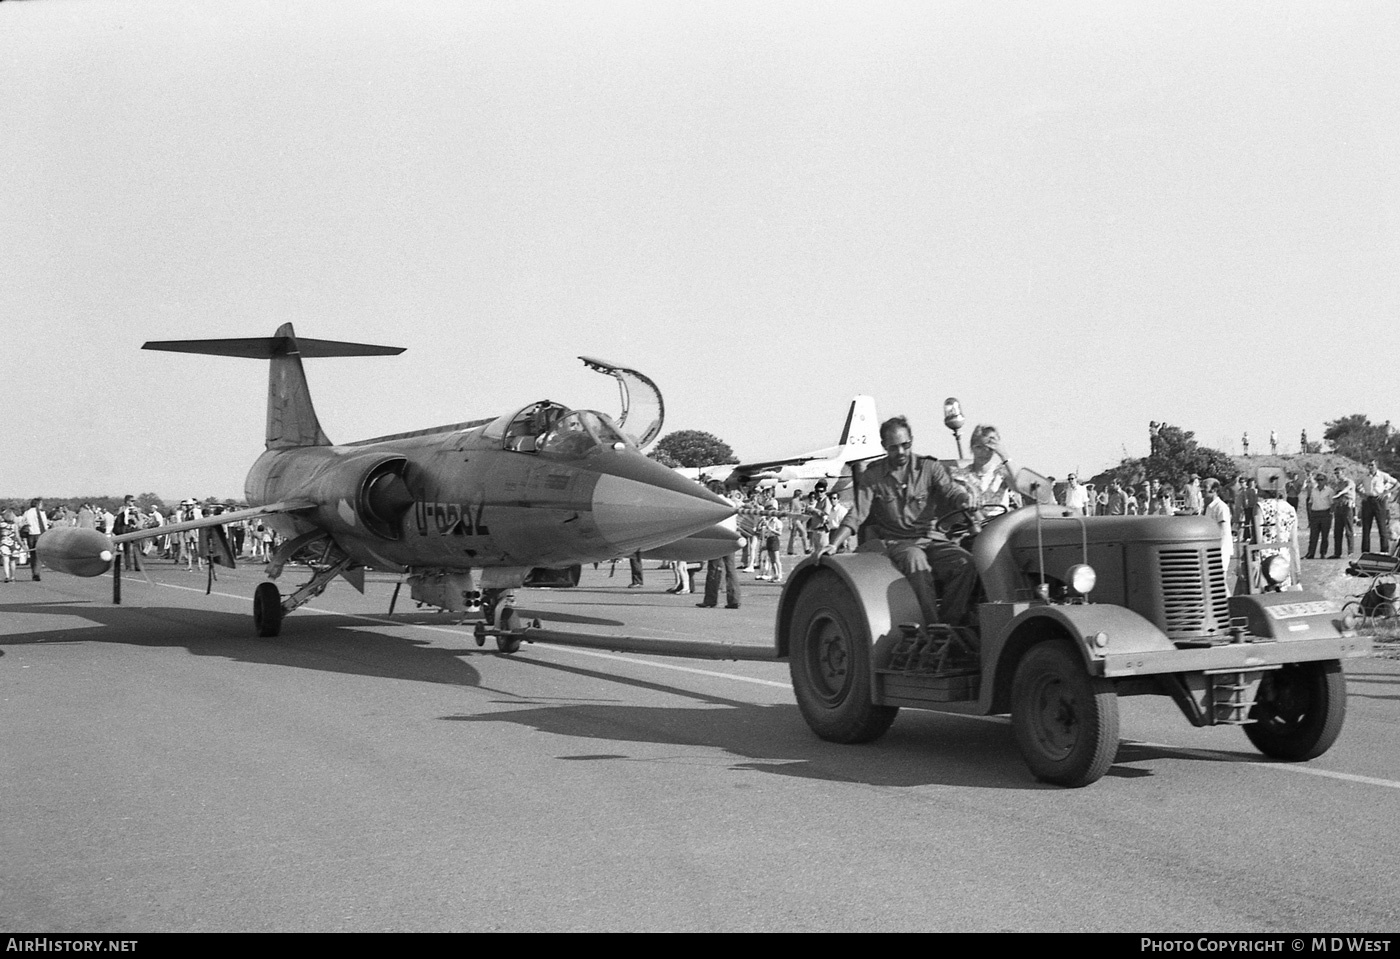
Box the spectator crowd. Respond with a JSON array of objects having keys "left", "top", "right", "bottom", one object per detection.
[
  {"left": 7, "top": 458, "right": 1397, "bottom": 599},
  {"left": 0, "top": 496, "right": 281, "bottom": 580}
]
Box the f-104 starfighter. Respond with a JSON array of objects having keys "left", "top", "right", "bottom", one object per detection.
[{"left": 39, "top": 323, "right": 735, "bottom": 641}]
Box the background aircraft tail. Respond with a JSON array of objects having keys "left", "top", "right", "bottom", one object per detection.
[
  {"left": 835, "top": 395, "right": 881, "bottom": 456},
  {"left": 143, "top": 323, "right": 404, "bottom": 449}
]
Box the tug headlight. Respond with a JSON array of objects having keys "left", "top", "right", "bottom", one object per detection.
[
  {"left": 1261, "top": 554, "right": 1289, "bottom": 586},
  {"left": 1067, "top": 563, "right": 1097, "bottom": 596}
]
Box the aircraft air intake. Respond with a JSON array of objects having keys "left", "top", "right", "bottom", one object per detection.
[{"left": 361, "top": 462, "right": 415, "bottom": 539}]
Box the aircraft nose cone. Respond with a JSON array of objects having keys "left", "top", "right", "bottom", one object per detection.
[{"left": 591, "top": 467, "right": 735, "bottom": 555}]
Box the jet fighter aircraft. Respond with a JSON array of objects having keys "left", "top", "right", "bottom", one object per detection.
[{"left": 39, "top": 323, "right": 735, "bottom": 643}]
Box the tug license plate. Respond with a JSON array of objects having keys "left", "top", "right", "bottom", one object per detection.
[{"left": 1265, "top": 601, "right": 1337, "bottom": 620}]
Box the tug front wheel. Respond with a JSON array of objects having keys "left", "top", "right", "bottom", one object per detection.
[
  {"left": 253, "top": 581, "right": 283, "bottom": 638},
  {"left": 1244, "top": 660, "right": 1346, "bottom": 761},
  {"left": 787, "top": 569, "right": 898, "bottom": 744},
  {"left": 1011, "top": 640, "right": 1119, "bottom": 787}
]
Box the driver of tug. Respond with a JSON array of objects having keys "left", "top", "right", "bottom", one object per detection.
[{"left": 823, "top": 415, "right": 982, "bottom": 645}]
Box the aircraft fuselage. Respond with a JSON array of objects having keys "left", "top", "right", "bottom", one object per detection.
[{"left": 245, "top": 419, "right": 731, "bottom": 573}]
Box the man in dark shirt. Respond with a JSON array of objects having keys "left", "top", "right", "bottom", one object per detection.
[
  {"left": 113, "top": 494, "right": 143, "bottom": 571},
  {"left": 824, "top": 415, "right": 980, "bottom": 643}
]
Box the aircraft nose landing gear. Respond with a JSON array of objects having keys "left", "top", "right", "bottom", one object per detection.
[{"left": 472, "top": 605, "right": 540, "bottom": 654}]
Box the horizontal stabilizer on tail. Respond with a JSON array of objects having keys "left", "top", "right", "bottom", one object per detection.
[
  {"left": 143, "top": 322, "right": 404, "bottom": 449},
  {"left": 143, "top": 336, "right": 403, "bottom": 359}
]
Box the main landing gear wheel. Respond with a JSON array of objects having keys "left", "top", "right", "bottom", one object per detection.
[
  {"left": 253, "top": 581, "right": 284, "bottom": 638},
  {"left": 1244, "top": 660, "right": 1346, "bottom": 761},
  {"left": 1011, "top": 640, "right": 1120, "bottom": 787},
  {"left": 787, "top": 569, "right": 898, "bottom": 744}
]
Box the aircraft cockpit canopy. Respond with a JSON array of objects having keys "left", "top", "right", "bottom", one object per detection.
[
  {"left": 485, "top": 400, "right": 569, "bottom": 452},
  {"left": 578, "top": 357, "right": 664, "bottom": 449},
  {"left": 485, "top": 401, "right": 633, "bottom": 457},
  {"left": 538, "top": 410, "right": 630, "bottom": 457}
]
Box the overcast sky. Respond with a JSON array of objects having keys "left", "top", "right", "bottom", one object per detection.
[{"left": 4, "top": 0, "right": 1397, "bottom": 499}]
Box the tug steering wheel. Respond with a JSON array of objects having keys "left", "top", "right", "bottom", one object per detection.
[{"left": 934, "top": 504, "right": 1008, "bottom": 538}]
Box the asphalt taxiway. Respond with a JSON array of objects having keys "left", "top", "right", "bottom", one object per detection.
[{"left": 3, "top": 560, "right": 1399, "bottom": 932}]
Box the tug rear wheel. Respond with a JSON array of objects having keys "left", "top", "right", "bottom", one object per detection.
[
  {"left": 1011, "top": 640, "right": 1119, "bottom": 787},
  {"left": 787, "top": 569, "right": 898, "bottom": 744},
  {"left": 253, "top": 581, "right": 283, "bottom": 638},
  {"left": 1244, "top": 660, "right": 1346, "bottom": 761}
]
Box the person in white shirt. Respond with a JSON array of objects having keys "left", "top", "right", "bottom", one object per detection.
[
  {"left": 1062, "top": 473, "right": 1089, "bottom": 515},
  {"left": 1331, "top": 468, "right": 1357, "bottom": 557},
  {"left": 177, "top": 499, "right": 203, "bottom": 570},
  {"left": 755, "top": 490, "right": 785, "bottom": 583},
  {"left": 1357, "top": 460, "right": 1397, "bottom": 554},
  {"left": 148, "top": 507, "right": 166, "bottom": 558},
  {"left": 952, "top": 425, "right": 1016, "bottom": 508},
  {"left": 1182, "top": 474, "right": 1204, "bottom": 515},
  {"left": 1302, "top": 474, "right": 1334, "bottom": 560},
  {"left": 20, "top": 498, "right": 49, "bottom": 581},
  {"left": 1254, "top": 479, "right": 1302, "bottom": 589},
  {"left": 1203, "top": 479, "right": 1233, "bottom": 595}
]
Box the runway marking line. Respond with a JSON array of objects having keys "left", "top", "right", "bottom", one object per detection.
[
  {"left": 1122, "top": 739, "right": 1400, "bottom": 790},
  {"left": 147, "top": 580, "right": 1400, "bottom": 787}
]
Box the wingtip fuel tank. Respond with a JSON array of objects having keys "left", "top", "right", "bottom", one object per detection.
[{"left": 36, "top": 527, "right": 115, "bottom": 577}]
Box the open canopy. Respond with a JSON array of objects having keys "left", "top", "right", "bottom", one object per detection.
[{"left": 578, "top": 356, "right": 664, "bottom": 449}]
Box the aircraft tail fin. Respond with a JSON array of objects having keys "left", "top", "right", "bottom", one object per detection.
[
  {"left": 836, "top": 395, "right": 881, "bottom": 454},
  {"left": 143, "top": 323, "right": 404, "bottom": 449}
]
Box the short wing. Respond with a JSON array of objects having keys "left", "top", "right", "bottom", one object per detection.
[
  {"left": 110, "top": 501, "right": 315, "bottom": 544},
  {"left": 730, "top": 450, "right": 884, "bottom": 484},
  {"left": 729, "top": 455, "right": 824, "bottom": 477}
]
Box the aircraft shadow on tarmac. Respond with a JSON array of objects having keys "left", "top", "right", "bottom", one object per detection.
[
  {"left": 436, "top": 655, "right": 1246, "bottom": 790},
  {"left": 0, "top": 600, "right": 486, "bottom": 688}
]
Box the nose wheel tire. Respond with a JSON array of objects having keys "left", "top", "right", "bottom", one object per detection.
[
  {"left": 1244, "top": 660, "right": 1346, "bottom": 761},
  {"left": 1011, "top": 640, "right": 1119, "bottom": 787},
  {"left": 253, "top": 581, "right": 283, "bottom": 638},
  {"left": 787, "top": 569, "right": 898, "bottom": 744},
  {"left": 495, "top": 607, "right": 522, "bottom": 654}
]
